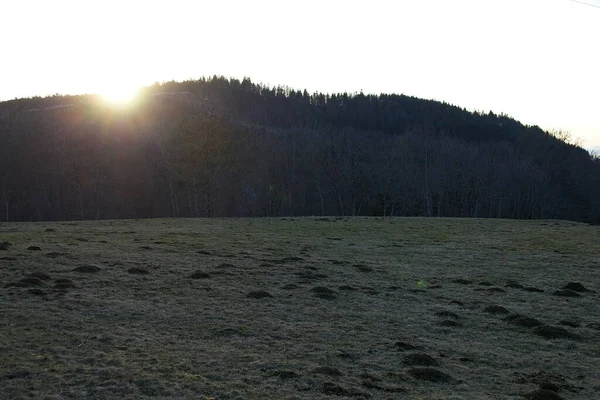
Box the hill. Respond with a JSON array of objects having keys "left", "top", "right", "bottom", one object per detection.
[{"left": 1, "top": 76, "right": 598, "bottom": 222}]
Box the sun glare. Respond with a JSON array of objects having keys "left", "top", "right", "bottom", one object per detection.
[{"left": 100, "top": 84, "right": 140, "bottom": 106}]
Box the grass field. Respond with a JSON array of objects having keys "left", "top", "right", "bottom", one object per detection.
[{"left": 1, "top": 217, "right": 599, "bottom": 399}]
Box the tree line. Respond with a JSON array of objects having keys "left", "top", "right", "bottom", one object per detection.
[{"left": 1, "top": 76, "right": 598, "bottom": 223}]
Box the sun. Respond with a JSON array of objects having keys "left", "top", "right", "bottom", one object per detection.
[{"left": 99, "top": 84, "right": 140, "bottom": 106}]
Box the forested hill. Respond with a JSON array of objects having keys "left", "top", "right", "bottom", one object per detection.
[{"left": 1, "top": 76, "right": 599, "bottom": 223}]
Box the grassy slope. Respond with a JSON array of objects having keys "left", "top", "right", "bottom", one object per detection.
[{"left": 0, "top": 217, "right": 599, "bottom": 399}]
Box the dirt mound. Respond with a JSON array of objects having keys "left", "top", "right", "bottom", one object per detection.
[
  {"left": 246, "top": 290, "right": 273, "bottom": 299},
  {"left": 197, "top": 250, "right": 211, "bottom": 255},
  {"left": 216, "top": 263, "right": 235, "bottom": 269},
  {"left": 313, "top": 366, "right": 342, "bottom": 376},
  {"left": 587, "top": 322, "right": 600, "bottom": 331},
  {"left": 479, "top": 281, "right": 493, "bottom": 286},
  {"left": 268, "top": 370, "right": 299, "bottom": 379},
  {"left": 435, "top": 311, "right": 460, "bottom": 319},
  {"left": 523, "top": 389, "right": 565, "bottom": 400},
  {"left": 355, "top": 265, "right": 374, "bottom": 273},
  {"left": 560, "top": 282, "right": 589, "bottom": 292},
  {"left": 484, "top": 305, "right": 510, "bottom": 314},
  {"left": 361, "top": 380, "right": 406, "bottom": 393},
  {"left": 532, "top": 325, "right": 576, "bottom": 339},
  {"left": 73, "top": 265, "right": 101, "bottom": 273},
  {"left": 321, "top": 382, "right": 366, "bottom": 397},
  {"left": 188, "top": 271, "right": 211, "bottom": 279},
  {"left": 0, "top": 241, "right": 12, "bottom": 251},
  {"left": 282, "top": 256, "right": 304, "bottom": 262},
  {"left": 504, "top": 314, "right": 543, "bottom": 328},
  {"left": 538, "top": 382, "right": 560, "bottom": 392},
  {"left": 487, "top": 287, "right": 506, "bottom": 293},
  {"left": 505, "top": 283, "right": 524, "bottom": 289},
  {"left": 523, "top": 287, "right": 544, "bottom": 293},
  {"left": 45, "top": 252, "right": 67, "bottom": 258},
  {"left": 438, "top": 320, "right": 461, "bottom": 327},
  {"left": 6, "top": 277, "right": 45, "bottom": 288},
  {"left": 408, "top": 368, "right": 452, "bottom": 382},
  {"left": 515, "top": 370, "right": 579, "bottom": 393},
  {"left": 294, "top": 271, "right": 328, "bottom": 283},
  {"left": 558, "top": 320, "right": 580, "bottom": 328},
  {"left": 553, "top": 289, "right": 580, "bottom": 297},
  {"left": 452, "top": 278, "right": 472, "bottom": 284},
  {"left": 395, "top": 341, "right": 419, "bottom": 351},
  {"left": 281, "top": 284, "right": 298, "bottom": 290},
  {"left": 314, "top": 293, "right": 337, "bottom": 300},
  {"left": 403, "top": 353, "right": 438, "bottom": 366},
  {"left": 449, "top": 300, "right": 464, "bottom": 306},
  {"left": 54, "top": 279, "right": 77, "bottom": 289},
  {"left": 127, "top": 268, "right": 149, "bottom": 274},
  {"left": 28, "top": 272, "right": 51, "bottom": 281},
  {"left": 27, "top": 246, "right": 41, "bottom": 251},
  {"left": 339, "top": 285, "right": 358, "bottom": 291},
  {"left": 311, "top": 286, "right": 335, "bottom": 295}
]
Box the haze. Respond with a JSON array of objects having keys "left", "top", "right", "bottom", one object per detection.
[{"left": 2, "top": 0, "right": 598, "bottom": 149}]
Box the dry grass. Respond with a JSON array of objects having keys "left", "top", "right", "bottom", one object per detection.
[{"left": 1, "top": 217, "right": 599, "bottom": 399}]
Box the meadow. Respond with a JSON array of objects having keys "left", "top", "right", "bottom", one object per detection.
[{"left": 1, "top": 217, "right": 599, "bottom": 399}]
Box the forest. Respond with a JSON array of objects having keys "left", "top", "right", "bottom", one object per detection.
[{"left": 1, "top": 76, "right": 599, "bottom": 223}]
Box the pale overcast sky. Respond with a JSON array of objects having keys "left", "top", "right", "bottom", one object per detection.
[{"left": 1, "top": 0, "right": 599, "bottom": 149}]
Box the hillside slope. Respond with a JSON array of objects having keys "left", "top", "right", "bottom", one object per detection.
[{"left": 0, "top": 77, "right": 598, "bottom": 222}]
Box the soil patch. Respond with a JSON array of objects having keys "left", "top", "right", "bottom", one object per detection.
[{"left": 27, "top": 246, "right": 41, "bottom": 251}]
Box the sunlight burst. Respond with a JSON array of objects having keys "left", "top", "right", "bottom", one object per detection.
[{"left": 100, "top": 84, "right": 140, "bottom": 106}]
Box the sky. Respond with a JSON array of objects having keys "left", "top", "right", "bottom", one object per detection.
[{"left": 2, "top": 0, "right": 599, "bottom": 150}]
